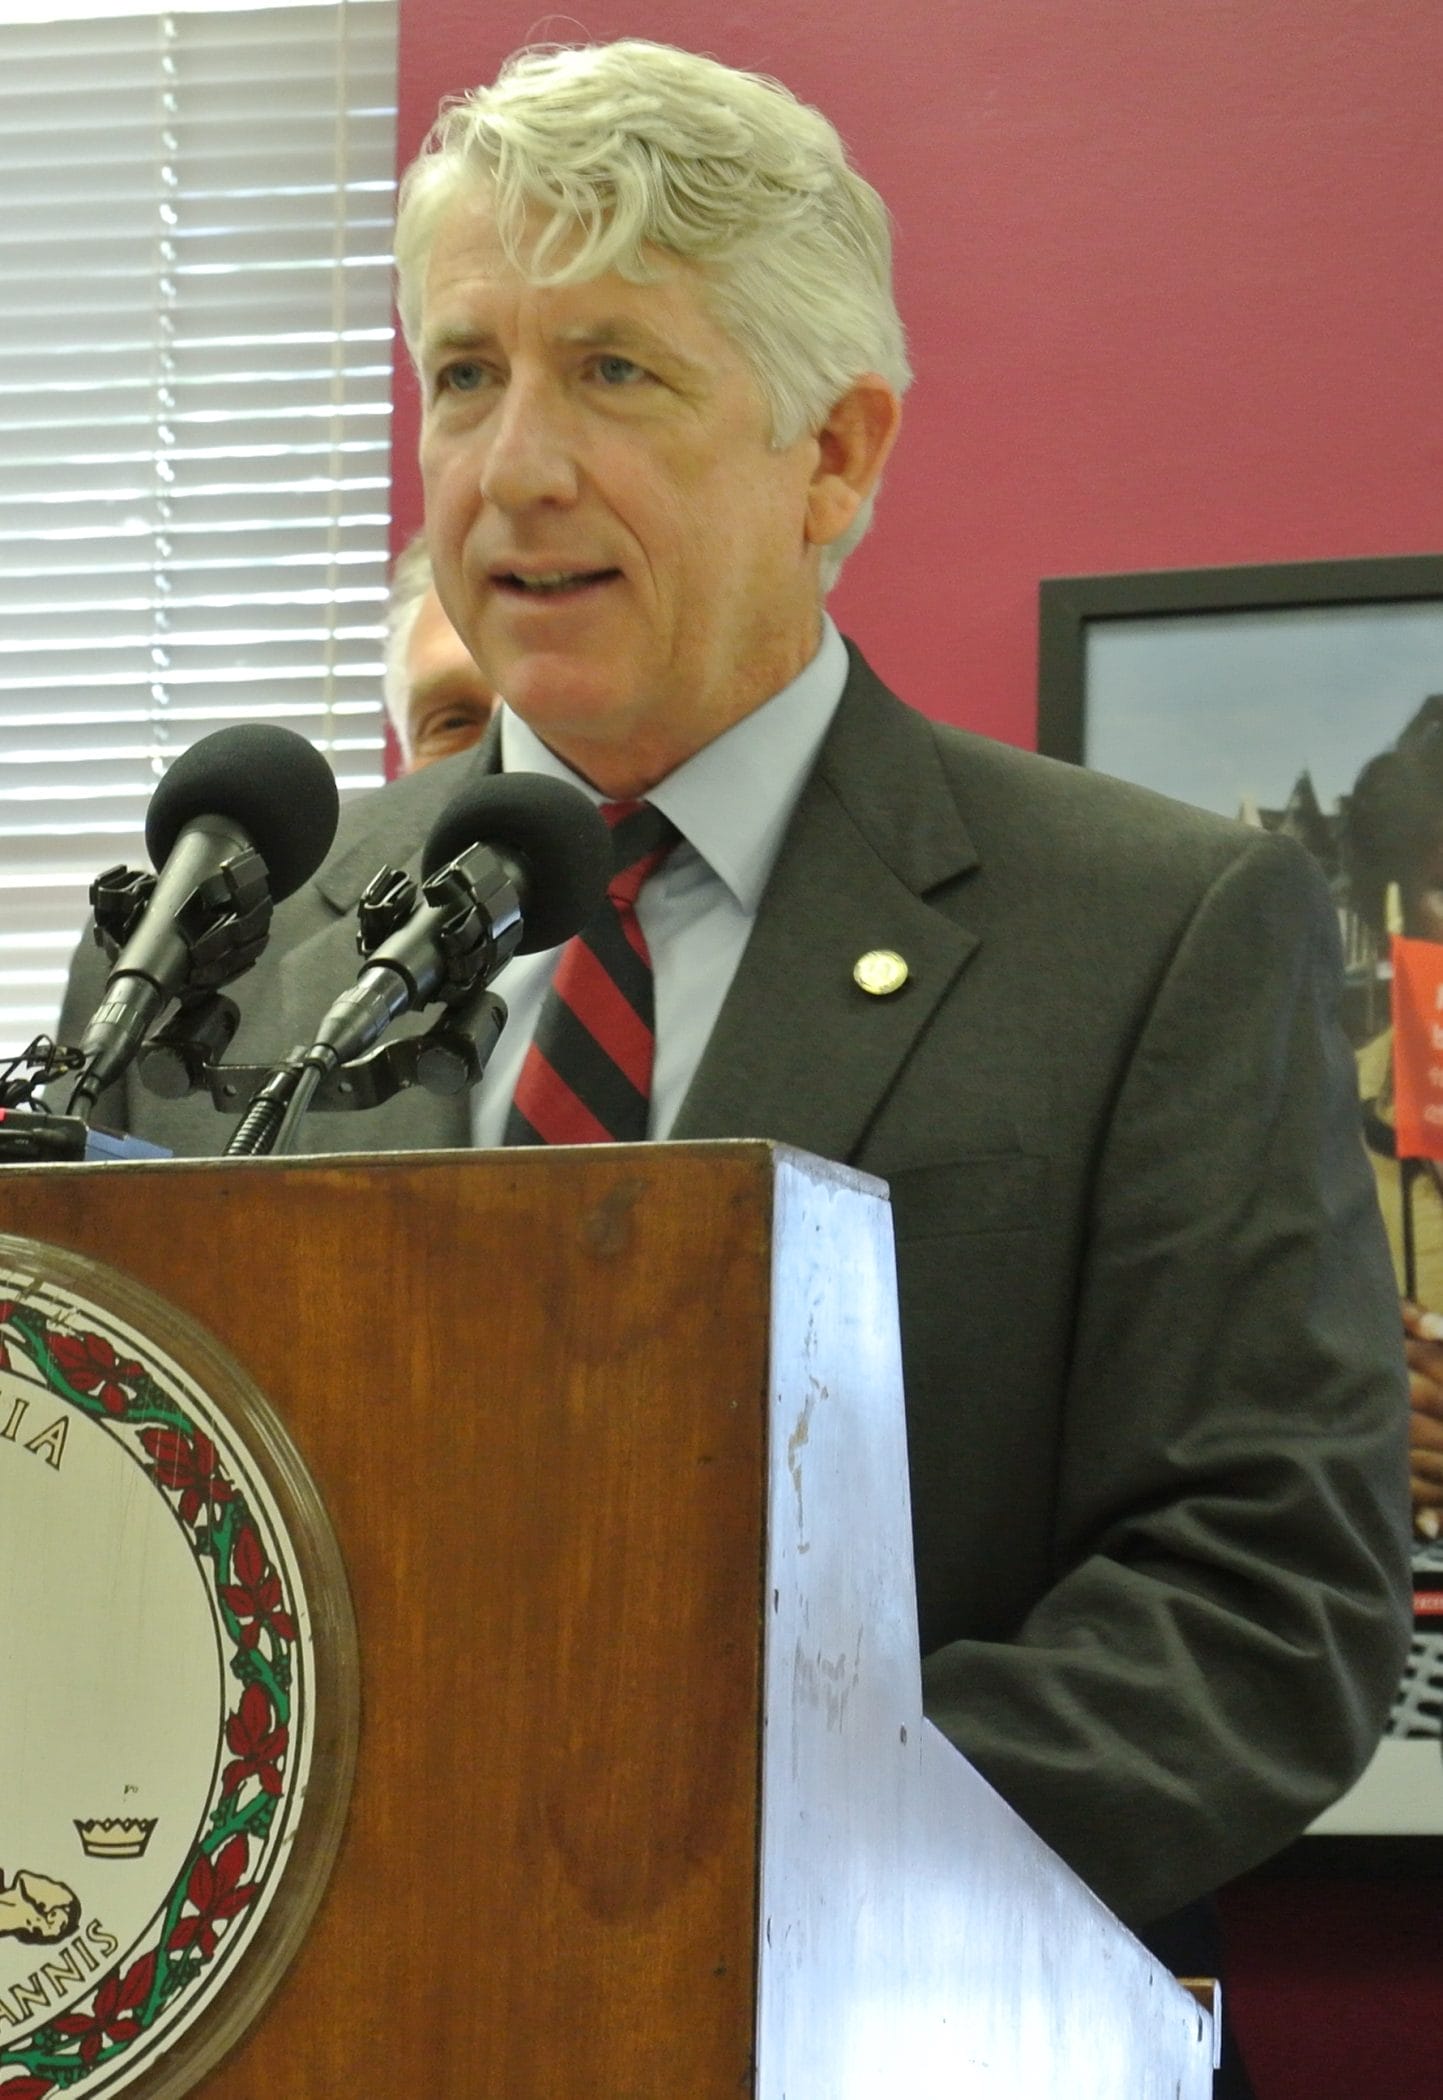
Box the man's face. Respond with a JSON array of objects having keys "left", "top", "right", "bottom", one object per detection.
[
  {"left": 404, "top": 584, "right": 496, "bottom": 770},
  {"left": 417, "top": 194, "right": 831, "bottom": 795}
]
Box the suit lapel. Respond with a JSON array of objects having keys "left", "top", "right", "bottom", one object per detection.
[{"left": 674, "top": 651, "right": 982, "bottom": 1163}]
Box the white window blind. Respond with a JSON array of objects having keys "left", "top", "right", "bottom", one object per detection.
[{"left": 0, "top": 0, "right": 398, "bottom": 1062}]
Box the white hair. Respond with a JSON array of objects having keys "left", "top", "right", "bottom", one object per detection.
[
  {"left": 381, "top": 532, "right": 432, "bottom": 747},
  {"left": 395, "top": 40, "right": 911, "bottom": 588}
]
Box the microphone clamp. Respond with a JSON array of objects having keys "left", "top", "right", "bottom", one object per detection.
[
  {"left": 89, "top": 847, "right": 273, "bottom": 992},
  {"left": 355, "top": 849, "right": 523, "bottom": 1004}
]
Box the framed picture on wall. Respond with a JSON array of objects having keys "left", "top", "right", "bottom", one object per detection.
[{"left": 1037, "top": 551, "right": 1443, "bottom": 1842}]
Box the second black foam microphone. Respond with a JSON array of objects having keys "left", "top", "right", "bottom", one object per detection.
[{"left": 303, "top": 773, "right": 613, "bottom": 1073}]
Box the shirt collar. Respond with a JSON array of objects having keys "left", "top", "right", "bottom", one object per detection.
[{"left": 496, "top": 615, "right": 849, "bottom": 912}]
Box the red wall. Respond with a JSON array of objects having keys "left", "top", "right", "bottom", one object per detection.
[{"left": 392, "top": 0, "right": 1443, "bottom": 750}]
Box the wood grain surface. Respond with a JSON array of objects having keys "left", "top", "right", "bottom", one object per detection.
[{"left": 1, "top": 1143, "right": 778, "bottom": 2096}]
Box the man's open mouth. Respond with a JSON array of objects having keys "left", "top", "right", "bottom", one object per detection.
[{"left": 494, "top": 569, "right": 621, "bottom": 596}]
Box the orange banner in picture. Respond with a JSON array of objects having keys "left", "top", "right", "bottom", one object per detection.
[{"left": 1391, "top": 934, "right": 1443, "bottom": 1162}]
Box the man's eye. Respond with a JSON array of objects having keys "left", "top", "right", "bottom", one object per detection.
[
  {"left": 436, "top": 361, "right": 486, "bottom": 396},
  {"left": 592, "top": 354, "right": 646, "bottom": 386}
]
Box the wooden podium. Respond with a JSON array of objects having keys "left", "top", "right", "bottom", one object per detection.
[{"left": 0, "top": 1141, "right": 1213, "bottom": 2096}]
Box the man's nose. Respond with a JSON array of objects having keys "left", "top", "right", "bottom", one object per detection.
[{"left": 477, "top": 378, "right": 580, "bottom": 510}]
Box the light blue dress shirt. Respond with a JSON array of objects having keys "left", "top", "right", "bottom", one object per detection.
[{"left": 471, "top": 616, "right": 850, "bottom": 1145}]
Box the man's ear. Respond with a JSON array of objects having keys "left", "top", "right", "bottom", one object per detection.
[{"left": 804, "top": 375, "right": 902, "bottom": 548}]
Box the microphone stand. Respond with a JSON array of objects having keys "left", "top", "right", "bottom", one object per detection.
[
  {"left": 16, "top": 854, "right": 508, "bottom": 1165},
  {"left": 135, "top": 982, "right": 509, "bottom": 1147}
]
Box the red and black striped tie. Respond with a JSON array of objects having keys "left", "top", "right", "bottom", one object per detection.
[{"left": 504, "top": 800, "right": 680, "bottom": 1145}]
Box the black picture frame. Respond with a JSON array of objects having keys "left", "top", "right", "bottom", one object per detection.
[
  {"left": 1036, "top": 549, "right": 1443, "bottom": 1844},
  {"left": 1038, "top": 552, "right": 1443, "bottom": 763}
]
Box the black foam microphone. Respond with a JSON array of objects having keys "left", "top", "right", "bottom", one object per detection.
[
  {"left": 71, "top": 724, "right": 340, "bottom": 1115},
  {"left": 301, "top": 773, "right": 612, "bottom": 1074}
]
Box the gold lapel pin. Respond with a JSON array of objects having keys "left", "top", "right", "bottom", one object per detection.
[{"left": 853, "top": 949, "right": 909, "bottom": 996}]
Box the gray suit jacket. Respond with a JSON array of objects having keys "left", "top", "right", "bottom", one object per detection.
[{"left": 60, "top": 643, "right": 1412, "bottom": 1927}]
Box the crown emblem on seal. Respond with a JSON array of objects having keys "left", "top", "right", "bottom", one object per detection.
[{"left": 74, "top": 1816, "right": 157, "bottom": 1860}]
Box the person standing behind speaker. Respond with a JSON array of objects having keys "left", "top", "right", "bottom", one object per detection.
[{"left": 382, "top": 533, "right": 498, "bottom": 770}]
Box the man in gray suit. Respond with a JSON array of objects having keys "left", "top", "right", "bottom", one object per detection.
[{"left": 61, "top": 39, "right": 1409, "bottom": 1962}]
